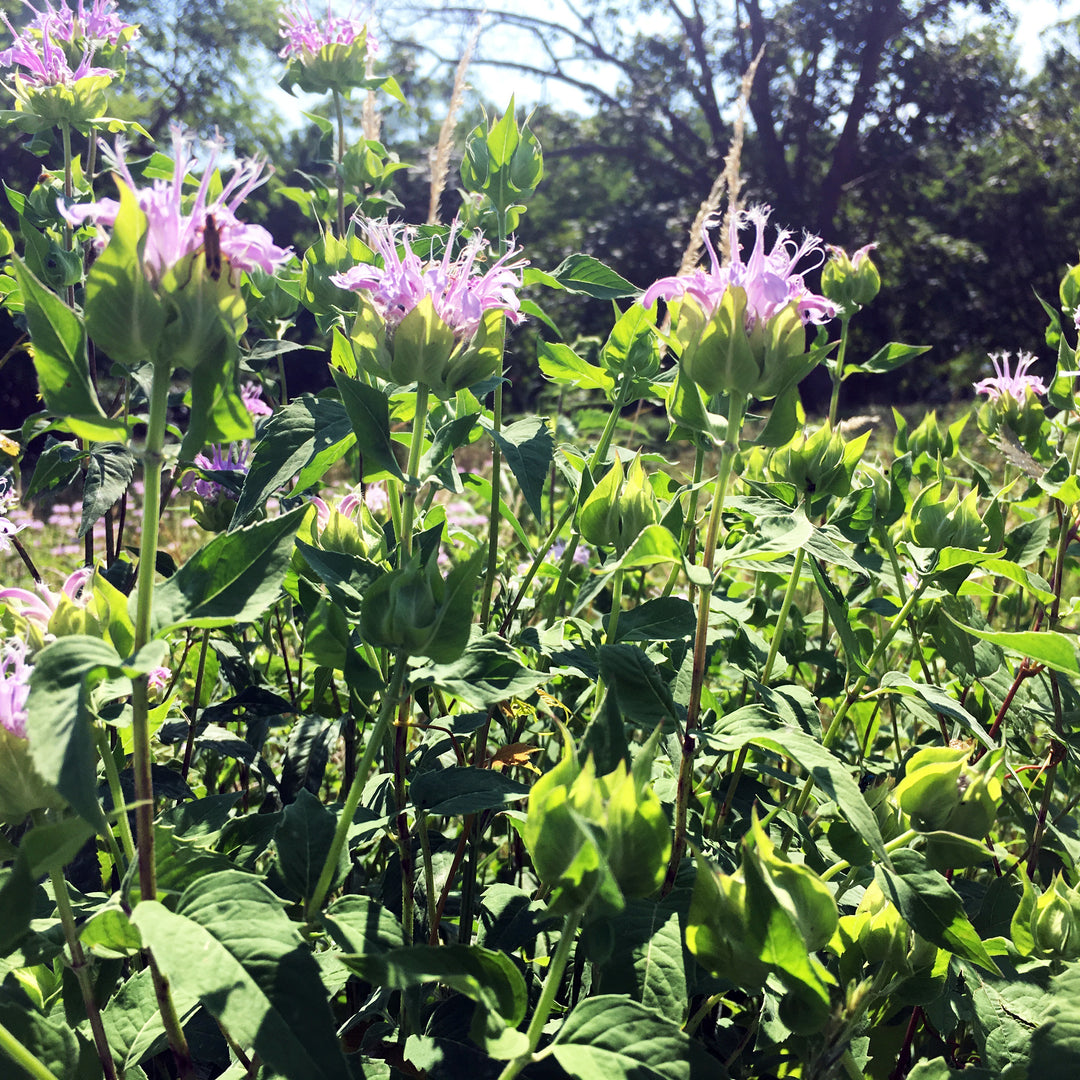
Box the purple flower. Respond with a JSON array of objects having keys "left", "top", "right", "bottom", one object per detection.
[
  {"left": 184, "top": 442, "right": 252, "bottom": 501},
  {"left": 61, "top": 126, "right": 292, "bottom": 283},
  {"left": 973, "top": 352, "right": 1047, "bottom": 401},
  {"left": 241, "top": 382, "right": 273, "bottom": 419},
  {"left": 0, "top": 1, "right": 134, "bottom": 87},
  {"left": 332, "top": 218, "right": 526, "bottom": 339},
  {"left": 279, "top": 0, "right": 376, "bottom": 61},
  {"left": 0, "top": 639, "right": 31, "bottom": 739},
  {"left": 643, "top": 205, "right": 836, "bottom": 328},
  {"left": 0, "top": 566, "right": 93, "bottom": 630},
  {"left": 146, "top": 665, "right": 171, "bottom": 694}
]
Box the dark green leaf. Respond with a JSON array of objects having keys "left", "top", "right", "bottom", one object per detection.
[
  {"left": 80, "top": 443, "right": 136, "bottom": 537},
  {"left": 599, "top": 644, "right": 679, "bottom": 726},
  {"left": 271, "top": 789, "right": 348, "bottom": 904},
  {"left": 131, "top": 870, "right": 351, "bottom": 1080},
  {"left": 331, "top": 369, "right": 406, "bottom": 482},
  {"left": 413, "top": 633, "right": 546, "bottom": 706},
  {"left": 153, "top": 505, "right": 307, "bottom": 633},
  {"left": 487, "top": 416, "right": 553, "bottom": 524},
  {"left": 410, "top": 767, "right": 531, "bottom": 817}
]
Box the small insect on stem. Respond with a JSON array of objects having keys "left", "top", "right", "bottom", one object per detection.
[{"left": 204, "top": 213, "right": 222, "bottom": 281}]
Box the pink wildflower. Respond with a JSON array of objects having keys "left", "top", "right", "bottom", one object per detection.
[
  {"left": 61, "top": 126, "right": 292, "bottom": 282},
  {"left": 973, "top": 352, "right": 1047, "bottom": 401},
  {"left": 146, "top": 665, "right": 171, "bottom": 694},
  {"left": 0, "top": 566, "right": 93, "bottom": 629},
  {"left": 0, "top": 639, "right": 32, "bottom": 739},
  {"left": 643, "top": 205, "right": 836, "bottom": 328},
  {"left": 0, "top": 475, "right": 26, "bottom": 554},
  {"left": 332, "top": 218, "right": 525, "bottom": 339},
  {"left": 279, "top": 1, "right": 377, "bottom": 61}
]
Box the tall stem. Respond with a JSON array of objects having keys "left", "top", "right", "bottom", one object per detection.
[
  {"left": 828, "top": 316, "right": 851, "bottom": 427},
  {"left": 307, "top": 651, "right": 408, "bottom": 919},
  {"left": 131, "top": 358, "right": 169, "bottom": 902},
  {"left": 663, "top": 399, "right": 743, "bottom": 891},
  {"left": 333, "top": 89, "right": 347, "bottom": 237},
  {"left": 761, "top": 547, "right": 805, "bottom": 686},
  {"left": 496, "top": 906, "right": 583, "bottom": 1080},
  {"left": 480, "top": 384, "right": 503, "bottom": 630},
  {"left": 399, "top": 384, "right": 429, "bottom": 563}
]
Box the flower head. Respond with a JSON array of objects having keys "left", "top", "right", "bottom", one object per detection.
[
  {"left": 0, "top": 638, "right": 31, "bottom": 739},
  {"left": 332, "top": 218, "right": 525, "bottom": 339},
  {"left": 643, "top": 205, "right": 836, "bottom": 328},
  {"left": 973, "top": 351, "right": 1047, "bottom": 402},
  {"left": 61, "top": 125, "right": 292, "bottom": 282},
  {"left": 279, "top": 1, "right": 376, "bottom": 62},
  {"left": 0, "top": 0, "right": 135, "bottom": 87}
]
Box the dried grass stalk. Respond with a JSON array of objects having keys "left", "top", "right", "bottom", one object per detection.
[
  {"left": 428, "top": 16, "right": 484, "bottom": 225},
  {"left": 362, "top": 53, "right": 382, "bottom": 143},
  {"left": 677, "top": 43, "right": 765, "bottom": 275}
]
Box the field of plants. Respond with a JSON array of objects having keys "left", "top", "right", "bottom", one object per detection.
[{"left": 4, "top": 3, "right": 1080, "bottom": 1079}]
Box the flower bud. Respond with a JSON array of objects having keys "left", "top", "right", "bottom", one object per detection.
[
  {"left": 1032, "top": 874, "right": 1080, "bottom": 960},
  {"left": 768, "top": 422, "right": 869, "bottom": 513},
  {"left": 821, "top": 244, "right": 881, "bottom": 315},
  {"left": 579, "top": 453, "right": 661, "bottom": 555},
  {"left": 894, "top": 746, "right": 1002, "bottom": 839}
]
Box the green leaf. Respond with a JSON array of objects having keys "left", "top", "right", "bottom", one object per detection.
[
  {"left": 487, "top": 416, "right": 553, "bottom": 524},
  {"left": 323, "top": 894, "right": 405, "bottom": 956},
  {"left": 599, "top": 643, "right": 680, "bottom": 726},
  {"left": 153, "top": 505, "right": 308, "bottom": 634},
  {"left": 412, "top": 633, "right": 547, "bottom": 706},
  {"left": 875, "top": 672, "right": 994, "bottom": 748},
  {"left": 131, "top": 871, "right": 351, "bottom": 1080},
  {"left": 843, "top": 341, "right": 930, "bottom": 378},
  {"left": 1029, "top": 963, "right": 1080, "bottom": 1077},
  {"left": 26, "top": 636, "right": 124, "bottom": 829},
  {"left": 331, "top": 369, "right": 406, "bottom": 482},
  {"left": 0, "top": 990, "right": 82, "bottom": 1080},
  {"left": 940, "top": 609, "right": 1080, "bottom": 675},
  {"left": 875, "top": 849, "right": 1000, "bottom": 972},
  {"left": 12, "top": 257, "right": 124, "bottom": 441},
  {"left": 80, "top": 443, "right": 136, "bottom": 538},
  {"left": 341, "top": 943, "right": 528, "bottom": 1057},
  {"left": 539, "top": 254, "right": 638, "bottom": 299},
  {"left": 271, "top": 789, "right": 348, "bottom": 904},
  {"left": 537, "top": 339, "right": 614, "bottom": 392},
  {"left": 410, "top": 766, "right": 531, "bottom": 817},
  {"left": 614, "top": 597, "right": 696, "bottom": 643},
  {"left": 232, "top": 395, "right": 356, "bottom": 527},
  {"left": 101, "top": 966, "right": 200, "bottom": 1071},
  {"left": 809, "top": 557, "right": 871, "bottom": 676},
  {"left": 551, "top": 995, "right": 716, "bottom": 1080},
  {"left": 706, "top": 706, "right": 889, "bottom": 864}
]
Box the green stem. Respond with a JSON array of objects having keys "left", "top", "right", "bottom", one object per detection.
[
  {"left": 500, "top": 499, "right": 575, "bottom": 635},
  {"left": 306, "top": 651, "right": 408, "bottom": 920},
  {"left": 399, "top": 384, "right": 430, "bottom": 563},
  {"left": 132, "top": 357, "right": 170, "bottom": 904},
  {"left": 46, "top": 862, "right": 118, "bottom": 1080},
  {"left": 496, "top": 906, "right": 584, "bottom": 1080},
  {"left": 662, "top": 443, "right": 706, "bottom": 599},
  {"left": 0, "top": 1018, "right": 62, "bottom": 1080},
  {"left": 828, "top": 316, "right": 851, "bottom": 428},
  {"left": 95, "top": 725, "right": 134, "bottom": 864},
  {"left": 820, "top": 828, "right": 918, "bottom": 883},
  {"left": 605, "top": 567, "right": 625, "bottom": 646},
  {"left": 664, "top": 398, "right": 744, "bottom": 891},
  {"left": 480, "top": 384, "right": 503, "bottom": 630},
  {"left": 333, "top": 89, "right": 347, "bottom": 237},
  {"left": 761, "top": 547, "right": 805, "bottom": 686}
]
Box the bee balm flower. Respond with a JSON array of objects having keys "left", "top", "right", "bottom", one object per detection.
[{"left": 973, "top": 351, "right": 1047, "bottom": 402}]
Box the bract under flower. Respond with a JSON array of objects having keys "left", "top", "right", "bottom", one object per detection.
[
  {"left": 973, "top": 351, "right": 1047, "bottom": 402},
  {"left": 61, "top": 126, "right": 292, "bottom": 282},
  {"left": 643, "top": 205, "right": 836, "bottom": 328}
]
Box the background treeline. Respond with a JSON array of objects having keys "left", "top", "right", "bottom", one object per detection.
[{"left": 3, "top": 0, "right": 1080, "bottom": 420}]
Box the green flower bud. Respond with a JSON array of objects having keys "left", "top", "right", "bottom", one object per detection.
[
  {"left": 768, "top": 422, "right": 869, "bottom": 512},
  {"left": 579, "top": 453, "right": 661, "bottom": 555},
  {"left": 908, "top": 484, "right": 989, "bottom": 553},
  {"left": 821, "top": 244, "right": 881, "bottom": 315},
  {"left": 460, "top": 96, "right": 544, "bottom": 217},
  {"left": 0, "top": 725, "right": 65, "bottom": 825},
  {"left": 1033, "top": 875, "right": 1080, "bottom": 960},
  {"left": 894, "top": 747, "right": 966, "bottom": 832},
  {"left": 318, "top": 508, "right": 370, "bottom": 559}
]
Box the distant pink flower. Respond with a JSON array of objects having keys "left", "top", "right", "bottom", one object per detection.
[
  {"left": 332, "top": 218, "right": 525, "bottom": 339},
  {"left": 643, "top": 205, "right": 836, "bottom": 328},
  {"left": 241, "top": 382, "right": 273, "bottom": 418},
  {"left": 146, "top": 665, "right": 171, "bottom": 694},
  {"left": 61, "top": 126, "right": 292, "bottom": 283},
  {"left": 0, "top": 639, "right": 32, "bottom": 739},
  {"left": 184, "top": 442, "right": 251, "bottom": 501},
  {"left": 973, "top": 351, "right": 1047, "bottom": 401},
  {"left": 0, "top": 566, "right": 93, "bottom": 629},
  {"left": 279, "top": 1, "right": 377, "bottom": 61},
  {"left": 0, "top": 476, "right": 26, "bottom": 554}
]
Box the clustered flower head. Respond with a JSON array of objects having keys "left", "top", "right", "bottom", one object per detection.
[
  {"left": 62, "top": 126, "right": 292, "bottom": 282},
  {"left": 332, "top": 218, "right": 526, "bottom": 339},
  {"left": 0, "top": 0, "right": 135, "bottom": 87},
  {"left": 0, "top": 566, "right": 93, "bottom": 632},
  {"left": 183, "top": 383, "right": 271, "bottom": 503},
  {"left": 279, "top": 0, "right": 377, "bottom": 62},
  {"left": 643, "top": 205, "right": 837, "bottom": 329},
  {"left": 973, "top": 351, "right": 1047, "bottom": 402},
  {"left": 0, "top": 638, "right": 31, "bottom": 739}
]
